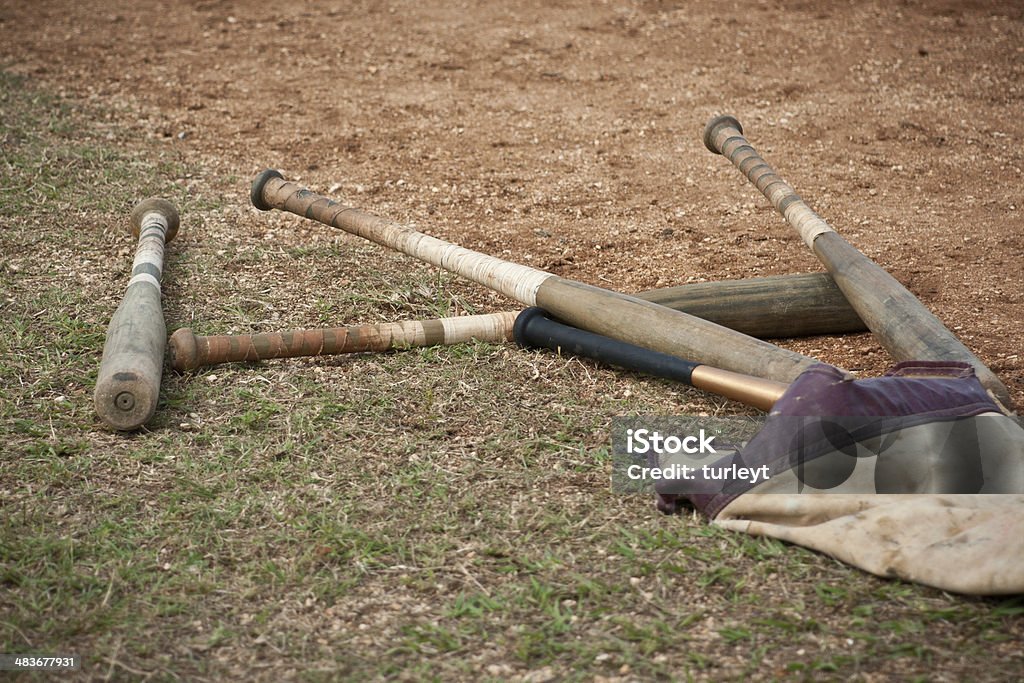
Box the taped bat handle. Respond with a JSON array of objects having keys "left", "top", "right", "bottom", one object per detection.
[
  {"left": 704, "top": 115, "right": 835, "bottom": 249},
  {"left": 168, "top": 311, "right": 520, "bottom": 371},
  {"left": 513, "top": 308, "right": 786, "bottom": 410},
  {"left": 169, "top": 326, "right": 369, "bottom": 371}
]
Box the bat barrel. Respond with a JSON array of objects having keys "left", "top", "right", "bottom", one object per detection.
[
  {"left": 94, "top": 198, "right": 179, "bottom": 430},
  {"left": 251, "top": 170, "right": 823, "bottom": 386},
  {"left": 704, "top": 116, "right": 1013, "bottom": 409},
  {"left": 637, "top": 272, "right": 865, "bottom": 338}
]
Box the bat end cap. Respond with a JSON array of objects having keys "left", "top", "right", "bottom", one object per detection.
[
  {"left": 169, "top": 328, "right": 199, "bottom": 372},
  {"left": 703, "top": 115, "right": 743, "bottom": 154},
  {"left": 130, "top": 198, "right": 180, "bottom": 242},
  {"left": 512, "top": 307, "right": 549, "bottom": 348},
  {"left": 251, "top": 169, "right": 284, "bottom": 211},
  {"left": 94, "top": 375, "right": 158, "bottom": 431}
]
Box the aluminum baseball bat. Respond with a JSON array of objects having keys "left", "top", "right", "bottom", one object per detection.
[
  {"left": 250, "top": 170, "right": 822, "bottom": 385},
  {"left": 94, "top": 198, "right": 180, "bottom": 430},
  {"left": 703, "top": 115, "right": 1012, "bottom": 409},
  {"left": 514, "top": 307, "right": 786, "bottom": 410}
]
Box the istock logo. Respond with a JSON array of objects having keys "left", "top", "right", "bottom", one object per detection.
[{"left": 625, "top": 428, "right": 717, "bottom": 455}]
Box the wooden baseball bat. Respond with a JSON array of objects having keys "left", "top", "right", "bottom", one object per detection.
[
  {"left": 639, "top": 272, "right": 865, "bottom": 338},
  {"left": 703, "top": 115, "right": 1012, "bottom": 408},
  {"left": 94, "top": 199, "right": 180, "bottom": 431},
  {"left": 169, "top": 273, "right": 865, "bottom": 371},
  {"left": 250, "top": 170, "right": 823, "bottom": 389},
  {"left": 169, "top": 311, "right": 519, "bottom": 371}
]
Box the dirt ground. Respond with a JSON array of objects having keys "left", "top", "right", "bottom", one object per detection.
[
  {"left": 3, "top": 0, "right": 1023, "bottom": 399},
  {"left": 2, "top": 0, "right": 1024, "bottom": 679},
  {"left": 4, "top": 0, "right": 1022, "bottom": 402}
]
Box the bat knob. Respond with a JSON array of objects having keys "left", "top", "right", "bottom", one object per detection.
[
  {"left": 251, "top": 169, "right": 284, "bottom": 211},
  {"left": 703, "top": 115, "right": 743, "bottom": 155},
  {"left": 169, "top": 328, "right": 200, "bottom": 372},
  {"left": 130, "top": 198, "right": 180, "bottom": 243},
  {"left": 512, "top": 306, "right": 550, "bottom": 349}
]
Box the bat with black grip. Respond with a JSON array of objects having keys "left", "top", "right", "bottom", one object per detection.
[
  {"left": 94, "top": 199, "right": 180, "bottom": 430},
  {"left": 250, "top": 170, "right": 823, "bottom": 387},
  {"left": 703, "top": 115, "right": 1012, "bottom": 409},
  {"left": 513, "top": 307, "right": 787, "bottom": 410}
]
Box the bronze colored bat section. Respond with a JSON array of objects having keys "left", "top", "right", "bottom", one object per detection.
[
  {"left": 704, "top": 115, "right": 1012, "bottom": 410},
  {"left": 251, "top": 170, "right": 823, "bottom": 387},
  {"left": 689, "top": 365, "right": 787, "bottom": 411},
  {"left": 168, "top": 273, "right": 864, "bottom": 371},
  {"left": 94, "top": 198, "right": 180, "bottom": 431}
]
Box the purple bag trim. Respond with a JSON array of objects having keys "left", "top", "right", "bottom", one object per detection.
[{"left": 656, "top": 362, "right": 1003, "bottom": 517}]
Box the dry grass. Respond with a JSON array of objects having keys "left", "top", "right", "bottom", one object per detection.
[{"left": 1, "top": 71, "right": 1022, "bottom": 682}]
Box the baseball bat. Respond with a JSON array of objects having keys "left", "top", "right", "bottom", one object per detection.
[
  {"left": 168, "top": 272, "right": 865, "bottom": 371},
  {"left": 94, "top": 198, "right": 180, "bottom": 431},
  {"left": 703, "top": 115, "right": 1012, "bottom": 408},
  {"left": 250, "top": 170, "right": 822, "bottom": 386},
  {"left": 637, "top": 272, "right": 865, "bottom": 338},
  {"left": 169, "top": 311, "right": 519, "bottom": 371}
]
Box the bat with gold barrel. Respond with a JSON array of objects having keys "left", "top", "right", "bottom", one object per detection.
[
  {"left": 248, "top": 170, "right": 826, "bottom": 409},
  {"left": 703, "top": 115, "right": 1012, "bottom": 409},
  {"left": 94, "top": 198, "right": 180, "bottom": 431}
]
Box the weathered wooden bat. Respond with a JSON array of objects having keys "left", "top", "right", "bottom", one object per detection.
[
  {"left": 169, "top": 311, "right": 520, "bottom": 371},
  {"left": 703, "top": 115, "right": 1012, "bottom": 408},
  {"left": 250, "top": 170, "right": 824, "bottom": 386},
  {"left": 640, "top": 272, "right": 864, "bottom": 338},
  {"left": 168, "top": 272, "right": 864, "bottom": 371},
  {"left": 94, "top": 198, "right": 180, "bottom": 431}
]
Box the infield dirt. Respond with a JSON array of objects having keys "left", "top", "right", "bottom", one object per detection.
[{"left": 3, "top": 1, "right": 1021, "bottom": 401}]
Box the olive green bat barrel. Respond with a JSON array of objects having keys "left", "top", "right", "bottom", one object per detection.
[{"left": 641, "top": 272, "right": 864, "bottom": 338}]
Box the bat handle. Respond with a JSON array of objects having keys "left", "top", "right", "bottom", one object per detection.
[
  {"left": 94, "top": 199, "right": 180, "bottom": 431},
  {"left": 513, "top": 308, "right": 786, "bottom": 410},
  {"left": 703, "top": 115, "right": 836, "bottom": 249},
  {"left": 170, "top": 311, "right": 522, "bottom": 371},
  {"left": 514, "top": 306, "right": 700, "bottom": 380},
  {"left": 169, "top": 325, "right": 383, "bottom": 371},
  {"left": 250, "top": 170, "right": 552, "bottom": 307},
  {"left": 168, "top": 325, "right": 377, "bottom": 371}
]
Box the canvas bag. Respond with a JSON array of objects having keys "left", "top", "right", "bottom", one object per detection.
[{"left": 654, "top": 362, "right": 1024, "bottom": 595}]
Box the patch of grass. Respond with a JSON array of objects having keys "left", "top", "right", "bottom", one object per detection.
[
  {"left": 1, "top": 70, "right": 1022, "bottom": 682},
  {"left": 0, "top": 72, "right": 188, "bottom": 221}
]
